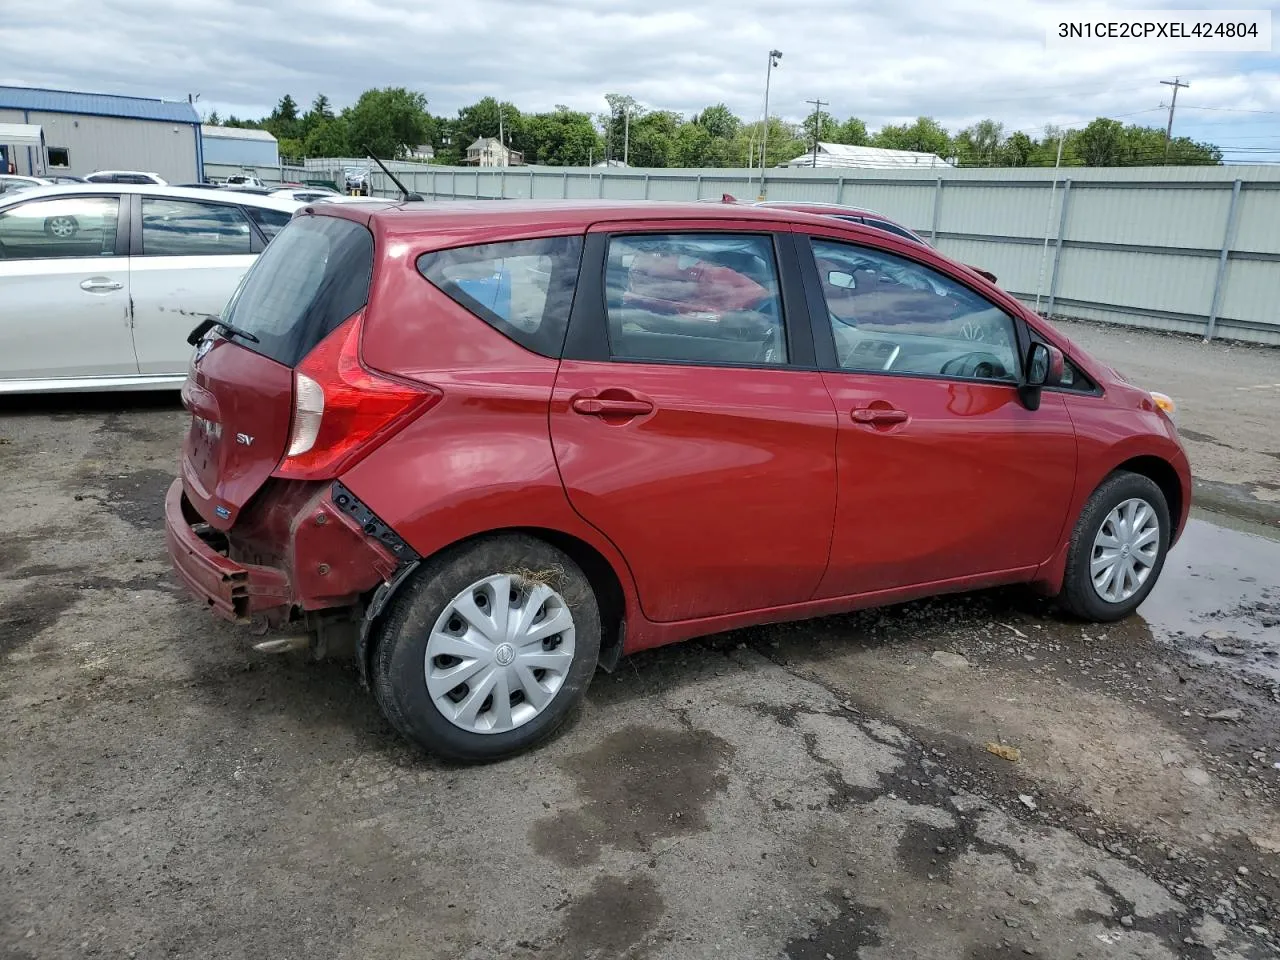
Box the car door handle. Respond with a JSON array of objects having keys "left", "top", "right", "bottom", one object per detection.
[
  {"left": 80, "top": 277, "right": 122, "bottom": 293},
  {"left": 571, "top": 395, "right": 655, "bottom": 417},
  {"left": 851, "top": 407, "right": 909, "bottom": 424}
]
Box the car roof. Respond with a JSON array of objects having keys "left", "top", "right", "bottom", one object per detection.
[
  {"left": 88, "top": 170, "right": 162, "bottom": 177},
  {"left": 0, "top": 183, "right": 304, "bottom": 212}
]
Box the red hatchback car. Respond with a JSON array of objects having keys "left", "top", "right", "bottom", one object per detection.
[{"left": 166, "top": 200, "right": 1190, "bottom": 761}]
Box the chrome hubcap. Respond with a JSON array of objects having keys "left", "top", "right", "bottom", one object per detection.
[
  {"left": 50, "top": 218, "right": 74, "bottom": 237},
  {"left": 1090, "top": 498, "right": 1160, "bottom": 604},
  {"left": 424, "top": 574, "right": 575, "bottom": 734}
]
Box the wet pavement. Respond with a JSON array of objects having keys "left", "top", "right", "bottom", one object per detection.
[
  {"left": 1140, "top": 516, "right": 1280, "bottom": 686},
  {"left": 2, "top": 396, "right": 1280, "bottom": 959}
]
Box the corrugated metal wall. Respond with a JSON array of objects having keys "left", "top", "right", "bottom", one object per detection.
[
  {"left": 201, "top": 136, "right": 279, "bottom": 169},
  {"left": 369, "top": 164, "right": 1280, "bottom": 345},
  {"left": 0, "top": 109, "right": 198, "bottom": 182}
]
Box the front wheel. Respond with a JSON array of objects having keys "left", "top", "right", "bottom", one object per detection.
[
  {"left": 371, "top": 534, "right": 600, "bottom": 762},
  {"left": 1058, "top": 471, "right": 1170, "bottom": 621}
]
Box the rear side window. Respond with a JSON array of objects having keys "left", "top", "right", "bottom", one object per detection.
[
  {"left": 219, "top": 214, "right": 373, "bottom": 367},
  {"left": 244, "top": 206, "right": 293, "bottom": 239},
  {"left": 141, "top": 198, "right": 253, "bottom": 256},
  {"left": 418, "top": 237, "right": 583, "bottom": 358},
  {"left": 605, "top": 233, "right": 787, "bottom": 366}
]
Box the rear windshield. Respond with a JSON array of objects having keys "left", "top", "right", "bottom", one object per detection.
[{"left": 219, "top": 214, "right": 373, "bottom": 367}]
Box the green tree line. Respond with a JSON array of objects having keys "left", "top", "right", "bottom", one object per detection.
[{"left": 206, "top": 89, "right": 1223, "bottom": 168}]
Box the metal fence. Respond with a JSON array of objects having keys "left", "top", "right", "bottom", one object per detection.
[{"left": 367, "top": 164, "right": 1280, "bottom": 346}]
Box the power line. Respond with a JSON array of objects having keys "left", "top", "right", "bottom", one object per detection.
[{"left": 1179, "top": 104, "right": 1280, "bottom": 115}]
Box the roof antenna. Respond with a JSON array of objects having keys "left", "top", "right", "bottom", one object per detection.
[{"left": 363, "top": 144, "right": 423, "bottom": 202}]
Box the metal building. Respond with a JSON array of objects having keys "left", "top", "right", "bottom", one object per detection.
[
  {"left": 201, "top": 125, "right": 279, "bottom": 169},
  {"left": 783, "top": 143, "right": 953, "bottom": 169},
  {"left": 0, "top": 85, "right": 202, "bottom": 182}
]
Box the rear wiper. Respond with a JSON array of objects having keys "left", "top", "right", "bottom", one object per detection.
[{"left": 186, "top": 316, "right": 261, "bottom": 346}]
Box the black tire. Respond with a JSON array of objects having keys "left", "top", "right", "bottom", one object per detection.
[
  {"left": 1058, "top": 471, "right": 1170, "bottom": 622},
  {"left": 44, "top": 215, "right": 78, "bottom": 239},
  {"left": 371, "top": 534, "right": 600, "bottom": 762}
]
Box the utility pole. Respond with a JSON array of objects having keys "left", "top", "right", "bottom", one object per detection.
[
  {"left": 624, "top": 104, "right": 630, "bottom": 166},
  {"left": 759, "top": 49, "right": 782, "bottom": 199},
  {"left": 805, "top": 97, "right": 828, "bottom": 168},
  {"left": 498, "top": 108, "right": 504, "bottom": 166},
  {"left": 1160, "top": 77, "right": 1189, "bottom": 160}
]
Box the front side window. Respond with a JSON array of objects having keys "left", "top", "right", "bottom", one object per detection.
[
  {"left": 418, "top": 236, "right": 583, "bottom": 358},
  {"left": 811, "top": 238, "right": 1020, "bottom": 382},
  {"left": 605, "top": 233, "right": 787, "bottom": 366},
  {"left": 140, "top": 198, "right": 253, "bottom": 256},
  {"left": 0, "top": 196, "right": 120, "bottom": 260}
]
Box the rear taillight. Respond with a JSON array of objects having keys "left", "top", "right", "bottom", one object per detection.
[{"left": 273, "top": 312, "right": 440, "bottom": 480}]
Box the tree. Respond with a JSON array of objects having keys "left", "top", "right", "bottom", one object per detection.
[
  {"left": 303, "top": 116, "right": 351, "bottom": 158},
  {"left": 205, "top": 109, "right": 221, "bottom": 126},
  {"left": 872, "top": 116, "right": 952, "bottom": 157},
  {"left": 601, "top": 93, "right": 644, "bottom": 163},
  {"left": 953, "top": 119, "right": 1004, "bottom": 166},
  {"left": 455, "top": 97, "right": 522, "bottom": 155},
  {"left": 523, "top": 107, "right": 600, "bottom": 165},
  {"left": 673, "top": 122, "right": 713, "bottom": 167},
  {"left": 301, "top": 94, "right": 334, "bottom": 140},
  {"left": 1073, "top": 117, "right": 1127, "bottom": 166},
  {"left": 627, "top": 110, "right": 681, "bottom": 167},
  {"left": 695, "top": 104, "right": 739, "bottom": 141},
  {"left": 344, "top": 87, "right": 430, "bottom": 159},
  {"left": 1000, "top": 131, "right": 1035, "bottom": 167},
  {"left": 830, "top": 117, "right": 869, "bottom": 146},
  {"left": 801, "top": 109, "right": 838, "bottom": 147},
  {"left": 265, "top": 94, "right": 301, "bottom": 142}
]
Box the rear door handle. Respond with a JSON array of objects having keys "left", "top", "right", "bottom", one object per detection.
[
  {"left": 80, "top": 277, "right": 122, "bottom": 293},
  {"left": 572, "top": 397, "right": 655, "bottom": 417},
  {"left": 851, "top": 407, "right": 908, "bottom": 424}
]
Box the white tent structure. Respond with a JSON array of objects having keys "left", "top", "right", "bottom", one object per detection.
[{"left": 785, "top": 142, "right": 952, "bottom": 169}]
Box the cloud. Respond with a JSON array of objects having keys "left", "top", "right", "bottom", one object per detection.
[{"left": 1, "top": 0, "right": 1276, "bottom": 157}]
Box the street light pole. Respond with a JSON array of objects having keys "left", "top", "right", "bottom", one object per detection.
[
  {"left": 759, "top": 49, "right": 782, "bottom": 199},
  {"left": 624, "top": 104, "right": 630, "bottom": 167}
]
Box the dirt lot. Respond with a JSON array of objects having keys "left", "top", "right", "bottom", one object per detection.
[{"left": 2, "top": 324, "right": 1279, "bottom": 960}]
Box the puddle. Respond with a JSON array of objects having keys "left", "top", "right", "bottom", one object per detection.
[{"left": 1137, "top": 514, "right": 1280, "bottom": 683}]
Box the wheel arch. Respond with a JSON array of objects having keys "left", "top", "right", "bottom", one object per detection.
[
  {"left": 357, "top": 525, "right": 630, "bottom": 687},
  {"left": 1112, "top": 455, "right": 1184, "bottom": 542}
]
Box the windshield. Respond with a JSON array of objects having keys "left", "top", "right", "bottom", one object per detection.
[{"left": 218, "top": 213, "right": 373, "bottom": 367}]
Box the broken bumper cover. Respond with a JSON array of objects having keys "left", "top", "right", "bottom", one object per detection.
[
  {"left": 165, "top": 479, "right": 291, "bottom": 621},
  {"left": 165, "top": 478, "right": 402, "bottom": 623}
]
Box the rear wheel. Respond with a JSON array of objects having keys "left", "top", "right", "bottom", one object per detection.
[
  {"left": 1058, "top": 471, "right": 1170, "bottom": 621},
  {"left": 372, "top": 534, "right": 600, "bottom": 761}
]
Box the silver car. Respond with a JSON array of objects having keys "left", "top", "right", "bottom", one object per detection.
[{"left": 0, "top": 184, "right": 301, "bottom": 393}]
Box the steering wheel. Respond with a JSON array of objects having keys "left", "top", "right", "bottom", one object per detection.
[{"left": 940, "top": 351, "right": 1008, "bottom": 380}]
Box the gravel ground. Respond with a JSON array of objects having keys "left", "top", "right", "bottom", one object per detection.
[{"left": 1, "top": 384, "right": 1278, "bottom": 960}]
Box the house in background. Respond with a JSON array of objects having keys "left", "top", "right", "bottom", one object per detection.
[
  {"left": 463, "top": 136, "right": 523, "bottom": 167},
  {"left": 784, "top": 142, "right": 953, "bottom": 169},
  {"left": 410, "top": 143, "right": 435, "bottom": 161},
  {"left": 201, "top": 124, "right": 280, "bottom": 168}
]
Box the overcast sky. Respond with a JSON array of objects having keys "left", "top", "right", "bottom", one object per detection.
[{"left": 2, "top": 0, "right": 1277, "bottom": 161}]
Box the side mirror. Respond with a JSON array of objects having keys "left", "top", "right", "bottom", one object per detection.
[
  {"left": 1025, "top": 342, "right": 1065, "bottom": 387},
  {"left": 1020, "top": 342, "right": 1064, "bottom": 410},
  {"left": 827, "top": 270, "right": 856, "bottom": 289}
]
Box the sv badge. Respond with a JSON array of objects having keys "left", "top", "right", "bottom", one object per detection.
[{"left": 235, "top": 432, "right": 255, "bottom": 447}]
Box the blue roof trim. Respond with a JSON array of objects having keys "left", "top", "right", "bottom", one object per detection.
[{"left": 0, "top": 86, "right": 200, "bottom": 124}]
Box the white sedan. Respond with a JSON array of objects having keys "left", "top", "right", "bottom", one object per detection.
[{"left": 0, "top": 184, "right": 301, "bottom": 393}]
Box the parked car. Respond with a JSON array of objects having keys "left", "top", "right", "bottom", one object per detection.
[
  {"left": 47, "top": 175, "right": 87, "bottom": 185},
  {"left": 85, "top": 170, "right": 167, "bottom": 185},
  {"left": 224, "top": 175, "right": 267, "bottom": 188},
  {"left": 0, "top": 184, "right": 301, "bottom": 392},
  {"left": 166, "top": 200, "right": 1189, "bottom": 762},
  {"left": 271, "top": 186, "right": 341, "bottom": 202},
  {"left": 0, "top": 174, "right": 52, "bottom": 194}
]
